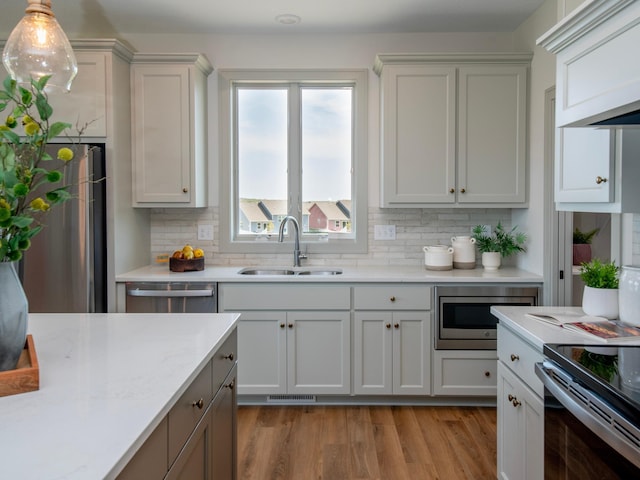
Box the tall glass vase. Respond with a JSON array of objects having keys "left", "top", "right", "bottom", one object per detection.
[{"left": 0, "top": 262, "right": 28, "bottom": 371}]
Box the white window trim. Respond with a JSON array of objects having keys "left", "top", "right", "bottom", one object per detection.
[{"left": 218, "top": 69, "right": 368, "bottom": 255}]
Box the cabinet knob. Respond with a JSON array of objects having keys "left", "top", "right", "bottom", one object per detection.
[
  {"left": 225, "top": 380, "right": 235, "bottom": 390},
  {"left": 288, "top": 323, "right": 294, "bottom": 329},
  {"left": 192, "top": 398, "right": 204, "bottom": 409},
  {"left": 449, "top": 188, "right": 455, "bottom": 194},
  {"left": 394, "top": 323, "right": 400, "bottom": 329},
  {"left": 596, "top": 176, "right": 608, "bottom": 184},
  {"left": 512, "top": 398, "right": 521, "bottom": 407},
  {"left": 182, "top": 187, "right": 188, "bottom": 193},
  {"left": 223, "top": 353, "right": 234, "bottom": 362},
  {"left": 389, "top": 296, "right": 396, "bottom": 302},
  {"left": 484, "top": 371, "right": 491, "bottom": 377},
  {"left": 280, "top": 323, "right": 285, "bottom": 329},
  {"left": 460, "top": 188, "right": 466, "bottom": 194},
  {"left": 386, "top": 323, "right": 391, "bottom": 329},
  {"left": 510, "top": 354, "right": 520, "bottom": 362}
]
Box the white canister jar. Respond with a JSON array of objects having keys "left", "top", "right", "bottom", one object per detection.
[
  {"left": 619, "top": 266, "right": 640, "bottom": 326},
  {"left": 451, "top": 236, "right": 476, "bottom": 269},
  {"left": 423, "top": 245, "right": 454, "bottom": 271}
]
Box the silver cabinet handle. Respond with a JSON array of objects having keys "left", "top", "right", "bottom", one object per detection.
[{"left": 127, "top": 289, "right": 214, "bottom": 297}]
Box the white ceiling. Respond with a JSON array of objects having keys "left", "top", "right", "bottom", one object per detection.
[{"left": 0, "top": 0, "right": 546, "bottom": 37}]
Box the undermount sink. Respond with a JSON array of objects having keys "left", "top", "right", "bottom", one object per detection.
[
  {"left": 238, "top": 267, "right": 343, "bottom": 276},
  {"left": 297, "top": 269, "right": 343, "bottom": 275},
  {"left": 238, "top": 268, "right": 296, "bottom": 275}
]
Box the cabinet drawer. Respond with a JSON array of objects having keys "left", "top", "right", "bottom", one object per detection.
[
  {"left": 212, "top": 329, "right": 237, "bottom": 394},
  {"left": 168, "top": 360, "right": 213, "bottom": 466},
  {"left": 219, "top": 284, "right": 350, "bottom": 310},
  {"left": 433, "top": 350, "right": 497, "bottom": 396},
  {"left": 497, "top": 325, "right": 543, "bottom": 397},
  {"left": 353, "top": 285, "right": 431, "bottom": 310}
]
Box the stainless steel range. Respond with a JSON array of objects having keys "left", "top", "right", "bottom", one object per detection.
[{"left": 435, "top": 285, "right": 540, "bottom": 350}]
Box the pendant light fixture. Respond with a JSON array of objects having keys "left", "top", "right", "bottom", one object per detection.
[{"left": 2, "top": 0, "right": 77, "bottom": 91}]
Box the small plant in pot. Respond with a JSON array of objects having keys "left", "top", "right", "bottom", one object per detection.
[
  {"left": 579, "top": 258, "right": 620, "bottom": 319},
  {"left": 471, "top": 222, "right": 527, "bottom": 270},
  {"left": 573, "top": 227, "right": 600, "bottom": 266}
]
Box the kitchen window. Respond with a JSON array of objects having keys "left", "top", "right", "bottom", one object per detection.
[{"left": 218, "top": 69, "right": 368, "bottom": 254}]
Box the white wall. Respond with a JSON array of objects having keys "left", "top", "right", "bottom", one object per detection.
[{"left": 511, "top": 0, "right": 559, "bottom": 275}]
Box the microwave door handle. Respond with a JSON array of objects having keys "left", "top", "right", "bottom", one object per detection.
[
  {"left": 535, "top": 362, "right": 640, "bottom": 469},
  {"left": 127, "top": 289, "right": 214, "bottom": 298}
]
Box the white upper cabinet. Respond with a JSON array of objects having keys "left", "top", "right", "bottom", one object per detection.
[
  {"left": 131, "top": 54, "right": 213, "bottom": 207},
  {"left": 375, "top": 54, "right": 530, "bottom": 208},
  {"left": 555, "top": 127, "right": 640, "bottom": 212},
  {"left": 47, "top": 51, "right": 108, "bottom": 138},
  {"left": 538, "top": 0, "right": 640, "bottom": 127}
]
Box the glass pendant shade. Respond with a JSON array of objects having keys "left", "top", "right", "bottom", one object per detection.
[{"left": 2, "top": 0, "right": 77, "bottom": 92}]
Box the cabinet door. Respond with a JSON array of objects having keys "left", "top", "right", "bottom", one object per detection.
[
  {"left": 236, "top": 312, "right": 287, "bottom": 395},
  {"left": 166, "top": 403, "right": 212, "bottom": 480},
  {"left": 497, "top": 362, "right": 543, "bottom": 480},
  {"left": 353, "top": 312, "right": 393, "bottom": 394},
  {"left": 47, "top": 52, "right": 108, "bottom": 137},
  {"left": 287, "top": 311, "right": 350, "bottom": 394},
  {"left": 380, "top": 65, "right": 456, "bottom": 206},
  {"left": 555, "top": 127, "right": 613, "bottom": 203},
  {"left": 458, "top": 65, "right": 527, "bottom": 204},
  {"left": 211, "top": 366, "right": 237, "bottom": 480},
  {"left": 392, "top": 311, "right": 430, "bottom": 395},
  {"left": 132, "top": 64, "right": 192, "bottom": 204}
]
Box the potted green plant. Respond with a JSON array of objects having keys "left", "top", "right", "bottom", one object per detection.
[
  {"left": 579, "top": 258, "right": 620, "bottom": 319},
  {"left": 573, "top": 227, "right": 599, "bottom": 266},
  {"left": 471, "top": 222, "right": 527, "bottom": 270}
]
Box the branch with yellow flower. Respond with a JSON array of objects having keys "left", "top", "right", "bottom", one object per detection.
[{"left": 0, "top": 75, "right": 91, "bottom": 262}]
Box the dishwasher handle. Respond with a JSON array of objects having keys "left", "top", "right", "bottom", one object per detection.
[{"left": 127, "top": 288, "right": 214, "bottom": 298}]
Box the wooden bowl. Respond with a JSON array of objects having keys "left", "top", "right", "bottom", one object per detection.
[{"left": 169, "top": 257, "right": 205, "bottom": 272}]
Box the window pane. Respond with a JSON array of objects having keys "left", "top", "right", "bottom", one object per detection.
[
  {"left": 237, "top": 88, "right": 288, "bottom": 235},
  {"left": 301, "top": 87, "right": 353, "bottom": 235}
]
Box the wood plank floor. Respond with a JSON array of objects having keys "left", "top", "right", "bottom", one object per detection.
[{"left": 238, "top": 405, "right": 497, "bottom": 480}]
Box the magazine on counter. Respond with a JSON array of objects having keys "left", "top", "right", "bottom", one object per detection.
[{"left": 526, "top": 312, "right": 640, "bottom": 343}]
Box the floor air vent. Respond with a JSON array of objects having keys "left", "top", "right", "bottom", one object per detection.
[{"left": 267, "top": 394, "right": 316, "bottom": 404}]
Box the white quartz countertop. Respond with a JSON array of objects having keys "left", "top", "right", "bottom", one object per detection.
[
  {"left": 117, "top": 264, "right": 543, "bottom": 284},
  {"left": 0, "top": 312, "right": 239, "bottom": 480},
  {"left": 491, "top": 305, "right": 640, "bottom": 349}
]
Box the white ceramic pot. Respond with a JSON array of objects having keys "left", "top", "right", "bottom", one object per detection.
[
  {"left": 619, "top": 266, "right": 640, "bottom": 326},
  {"left": 423, "top": 245, "right": 454, "bottom": 271},
  {"left": 451, "top": 236, "right": 476, "bottom": 269},
  {"left": 481, "top": 252, "right": 501, "bottom": 271},
  {"left": 582, "top": 285, "right": 619, "bottom": 319}
]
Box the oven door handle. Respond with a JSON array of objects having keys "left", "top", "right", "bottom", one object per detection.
[
  {"left": 535, "top": 361, "right": 640, "bottom": 469},
  {"left": 127, "top": 288, "right": 214, "bottom": 298}
]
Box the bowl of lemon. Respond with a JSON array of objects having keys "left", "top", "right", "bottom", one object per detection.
[{"left": 169, "top": 244, "right": 205, "bottom": 272}]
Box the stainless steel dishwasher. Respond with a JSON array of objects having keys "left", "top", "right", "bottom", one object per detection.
[{"left": 125, "top": 282, "right": 217, "bottom": 313}]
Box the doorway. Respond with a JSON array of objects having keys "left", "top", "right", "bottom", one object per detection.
[{"left": 544, "top": 88, "right": 629, "bottom": 307}]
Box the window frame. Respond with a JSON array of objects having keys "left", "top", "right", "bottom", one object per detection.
[{"left": 218, "top": 69, "right": 368, "bottom": 255}]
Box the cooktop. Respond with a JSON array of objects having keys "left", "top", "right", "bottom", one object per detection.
[{"left": 543, "top": 344, "right": 640, "bottom": 426}]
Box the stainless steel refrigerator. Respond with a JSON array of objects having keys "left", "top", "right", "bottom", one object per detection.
[{"left": 19, "top": 143, "right": 107, "bottom": 313}]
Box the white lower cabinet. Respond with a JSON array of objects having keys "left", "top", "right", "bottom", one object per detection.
[
  {"left": 218, "top": 284, "right": 351, "bottom": 396},
  {"left": 497, "top": 324, "right": 544, "bottom": 480},
  {"left": 353, "top": 285, "right": 431, "bottom": 395},
  {"left": 432, "top": 350, "right": 497, "bottom": 396}
]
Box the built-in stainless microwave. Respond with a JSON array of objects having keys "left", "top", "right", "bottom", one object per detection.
[{"left": 435, "top": 285, "right": 540, "bottom": 350}]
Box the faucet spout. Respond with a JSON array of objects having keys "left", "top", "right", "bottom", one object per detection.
[{"left": 278, "top": 215, "right": 306, "bottom": 267}]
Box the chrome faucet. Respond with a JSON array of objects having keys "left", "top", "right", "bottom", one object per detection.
[{"left": 278, "top": 215, "right": 307, "bottom": 267}]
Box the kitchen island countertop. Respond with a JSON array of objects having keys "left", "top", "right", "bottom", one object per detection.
[
  {"left": 117, "top": 264, "right": 543, "bottom": 283},
  {"left": 0, "top": 312, "right": 239, "bottom": 480}
]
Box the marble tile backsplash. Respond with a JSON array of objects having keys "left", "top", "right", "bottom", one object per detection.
[{"left": 150, "top": 207, "right": 513, "bottom": 268}]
